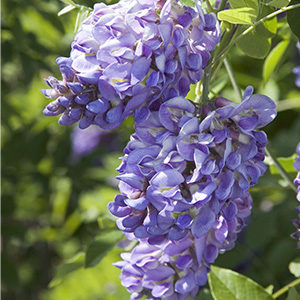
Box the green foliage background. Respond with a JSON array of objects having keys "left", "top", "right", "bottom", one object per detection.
[{"left": 2, "top": 0, "right": 300, "bottom": 299}]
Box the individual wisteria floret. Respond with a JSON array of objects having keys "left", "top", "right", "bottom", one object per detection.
[
  {"left": 109, "top": 88, "right": 276, "bottom": 245},
  {"left": 114, "top": 194, "right": 252, "bottom": 300},
  {"left": 291, "top": 142, "right": 300, "bottom": 248},
  {"left": 42, "top": 0, "right": 220, "bottom": 129},
  {"left": 294, "top": 42, "right": 300, "bottom": 88}
]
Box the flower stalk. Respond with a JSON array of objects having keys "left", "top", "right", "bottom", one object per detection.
[{"left": 273, "top": 278, "right": 300, "bottom": 298}]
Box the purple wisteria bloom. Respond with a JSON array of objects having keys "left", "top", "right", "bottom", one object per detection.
[
  {"left": 294, "top": 42, "right": 300, "bottom": 88},
  {"left": 292, "top": 142, "right": 300, "bottom": 248},
  {"left": 115, "top": 194, "right": 252, "bottom": 299},
  {"left": 42, "top": 0, "right": 220, "bottom": 129},
  {"left": 109, "top": 88, "right": 276, "bottom": 245},
  {"left": 110, "top": 88, "right": 276, "bottom": 298}
]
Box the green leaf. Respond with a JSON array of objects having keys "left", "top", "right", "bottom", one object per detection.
[
  {"left": 267, "top": 0, "right": 290, "bottom": 8},
  {"left": 289, "top": 258, "right": 300, "bottom": 277},
  {"left": 263, "top": 40, "right": 289, "bottom": 82},
  {"left": 59, "top": 0, "right": 76, "bottom": 5},
  {"left": 208, "top": 265, "right": 274, "bottom": 300},
  {"left": 228, "top": 0, "right": 259, "bottom": 14},
  {"left": 58, "top": 4, "right": 76, "bottom": 16},
  {"left": 287, "top": 0, "right": 300, "bottom": 39},
  {"left": 218, "top": 8, "right": 257, "bottom": 25},
  {"left": 186, "top": 83, "right": 197, "bottom": 102},
  {"left": 286, "top": 287, "right": 299, "bottom": 300},
  {"left": 49, "top": 252, "right": 85, "bottom": 288},
  {"left": 179, "top": 0, "right": 195, "bottom": 7},
  {"left": 74, "top": 7, "right": 90, "bottom": 33},
  {"left": 267, "top": 154, "right": 298, "bottom": 175},
  {"left": 85, "top": 230, "right": 124, "bottom": 268},
  {"left": 256, "top": 6, "right": 278, "bottom": 38},
  {"left": 236, "top": 27, "right": 271, "bottom": 58},
  {"left": 265, "top": 285, "right": 274, "bottom": 295},
  {"left": 236, "top": 4, "right": 278, "bottom": 58}
]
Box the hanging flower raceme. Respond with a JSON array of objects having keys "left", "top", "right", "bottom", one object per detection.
[
  {"left": 109, "top": 88, "right": 276, "bottom": 245},
  {"left": 42, "top": 0, "right": 220, "bottom": 129},
  {"left": 115, "top": 194, "right": 252, "bottom": 300},
  {"left": 109, "top": 97, "right": 196, "bottom": 244}
]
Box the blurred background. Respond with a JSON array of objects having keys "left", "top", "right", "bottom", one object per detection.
[{"left": 2, "top": 0, "right": 300, "bottom": 299}]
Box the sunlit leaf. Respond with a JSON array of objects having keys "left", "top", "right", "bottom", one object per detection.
[
  {"left": 267, "top": 154, "right": 298, "bottom": 175},
  {"left": 58, "top": 5, "right": 76, "bottom": 16},
  {"left": 59, "top": 0, "right": 76, "bottom": 5},
  {"left": 228, "top": 0, "right": 259, "bottom": 14},
  {"left": 265, "top": 285, "right": 274, "bottom": 295},
  {"left": 208, "top": 265, "right": 274, "bottom": 300},
  {"left": 49, "top": 252, "right": 85, "bottom": 288},
  {"left": 267, "top": 0, "right": 290, "bottom": 8},
  {"left": 289, "top": 258, "right": 300, "bottom": 277},
  {"left": 218, "top": 8, "right": 257, "bottom": 25},
  {"left": 263, "top": 40, "right": 289, "bottom": 82},
  {"left": 256, "top": 6, "right": 278, "bottom": 38},
  {"left": 179, "top": 0, "right": 195, "bottom": 7}
]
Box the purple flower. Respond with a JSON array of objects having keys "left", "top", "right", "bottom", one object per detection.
[
  {"left": 42, "top": 57, "right": 102, "bottom": 128},
  {"left": 109, "top": 89, "right": 276, "bottom": 246},
  {"left": 294, "top": 42, "right": 300, "bottom": 88},
  {"left": 115, "top": 194, "right": 252, "bottom": 299},
  {"left": 42, "top": 0, "right": 220, "bottom": 129}
]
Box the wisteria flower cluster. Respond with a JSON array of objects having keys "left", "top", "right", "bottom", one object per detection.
[
  {"left": 42, "top": 0, "right": 220, "bottom": 129},
  {"left": 115, "top": 194, "right": 252, "bottom": 299},
  {"left": 109, "top": 88, "right": 276, "bottom": 298},
  {"left": 41, "top": 0, "right": 278, "bottom": 298}
]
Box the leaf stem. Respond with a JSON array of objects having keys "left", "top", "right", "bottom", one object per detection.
[
  {"left": 265, "top": 147, "right": 297, "bottom": 193},
  {"left": 218, "top": 0, "right": 227, "bottom": 11},
  {"left": 211, "top": 27, "right": 240, "bottom": 81},
  {"left": 273, "top": 278, "right": 300, "bottom": 298},
  {"left": 60, "top": 0, "right": 92, "bottom": 12},
  {"left": 205, "top": 0, "right": 215, "bottom": 13},
  {"left": 223, "top": 58, "right": 243, "bottom": 102},
  {"left": 195, "top": 80, "right": 202, "bottom": 104}
]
